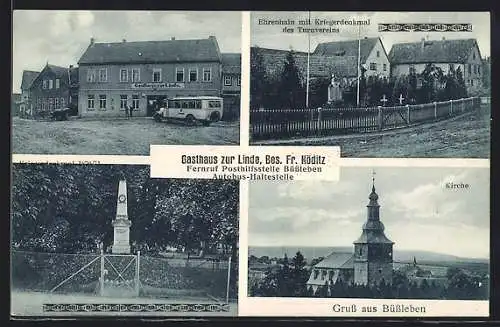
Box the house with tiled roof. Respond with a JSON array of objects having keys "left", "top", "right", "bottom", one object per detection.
[
  {"left": 18, "top": 70, "right": 39, "bottom": 117},
  {"left": 388, "top": 38, "right": 483, "bottom": 93},
  {"left": 77, "top": 36, "right": 223, "bottom": 117},
  {"left": 221, "top": 53, "right": 241, "bottom": 120},
  {"left": 314, "top": 37, "right": 390, "bottom": 78},
  {"left": 28, "top": 63, "right": 77, "bottom": 117}
]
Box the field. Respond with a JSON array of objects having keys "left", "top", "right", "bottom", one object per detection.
[
  {"left": 11, "top": 117, "right": 239, "bottom": 155},
  {"left": 11, "top": 291, "right": 237, "bottom": 317},
  {"left": 253, "top": 104, "right": 490, "bottom": 158}
]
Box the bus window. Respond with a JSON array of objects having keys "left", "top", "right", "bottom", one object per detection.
[
  {"left": 188, "top": 101, "right": 195, "bottom": 109},
  {"left": 195, "top": 100, "right": 202, "bottom": 109},
  {"left": 168, "top": 100, "right": 181, "bottom": 108},
  {"left": 208, "top": 100, "right": 221, "bottom": 108},
  {"left": 181, "top": 101, "right": 189, "bottom": 109}
]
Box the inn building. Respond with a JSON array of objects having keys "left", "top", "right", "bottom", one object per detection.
[{"left": 77, "top": 36, "right": 224, "bottom": 117}]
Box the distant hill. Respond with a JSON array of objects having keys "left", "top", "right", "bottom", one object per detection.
[{"left": 248, "top": 246, "right": 489, "bottom": 266}]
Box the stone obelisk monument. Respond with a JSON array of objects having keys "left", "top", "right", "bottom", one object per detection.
[{"left": 112, "top": 179, "right": 132, "bottom": 254}]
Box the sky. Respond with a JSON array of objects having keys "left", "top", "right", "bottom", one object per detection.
[
  {"left": 252, "top": 11, "right": 490, "bottom": 58},
  {"left": 248, "top": 167, "right": 490, "bottom": 259},
  {"left": 12, "top": 11, "right": 242, "bottom": 93}
]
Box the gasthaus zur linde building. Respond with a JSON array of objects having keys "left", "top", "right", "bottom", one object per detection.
[{"left": 76, "top": 36, "right": 226, "bottom": 118}]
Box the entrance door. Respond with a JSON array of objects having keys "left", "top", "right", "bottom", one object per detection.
[{"left": 146, "top": 96, "right": 166, "bottom": 117}]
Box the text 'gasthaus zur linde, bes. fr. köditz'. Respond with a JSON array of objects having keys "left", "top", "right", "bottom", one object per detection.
[{"left": 180, "top": 153, "right": 327, "bottom": 181}]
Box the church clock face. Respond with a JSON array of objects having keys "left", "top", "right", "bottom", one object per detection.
[{"left": 118, "top": 194, "right": 126, "bottom": 203}]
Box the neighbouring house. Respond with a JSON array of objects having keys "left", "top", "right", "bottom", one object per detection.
[
  {"left": 388, "top": 38, "right": 483, "bottom": 94},
  {"left": 29, "top": 63, "right": 77, "bottom": 118},
  {"left": 307, "top": 179, "right": 394, "bottom": 293},
  {"left": 314, "top": 37, "right": 390, "bottom": 79},
  {"left": 18, "top": 70, "right": 39, "bottom": 117},
  {"left": 12, "top": 93, "right": 21, "bottom": 117},
  {"left": 396, "top": 257, "right": 448, "bottom": 288},
  {"left": 221, "top": 53, "right": 241, "bottom": 121},
  {"left": 77, "top": 36, "right": 224, "bottom": 118}
]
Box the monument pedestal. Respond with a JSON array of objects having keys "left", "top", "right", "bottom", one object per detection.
[{"left": 112, "top": 218, "right": 132, "bottom": 254}]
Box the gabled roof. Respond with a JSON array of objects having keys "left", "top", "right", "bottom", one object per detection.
[
  {"left": 221, "top": 53, "right": 241, "bottom": 74},
  {"left": 78, "top": 37, "right": 222, "bottom": 65},
  {"left": 388, "top": 38, "right": 479, "bottom": 65},
  {"left": 30, "top": 64, "right": 71, "bottom": 88},
  {"left": 313, "top": 252, "right": 354, "bottom": 269},
  {"left": 20, "top": 70, "right": 39, "bottom": 90},
  {"left": 314, "top": 37, "right": 380, "bottom": 63},
  {"left": 252, "top": 47, "right": 359, "bottom": 79}
]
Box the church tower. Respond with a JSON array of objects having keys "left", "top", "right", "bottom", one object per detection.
[{"left": 353, "top": 173, "right": 394, "bottom": 286}]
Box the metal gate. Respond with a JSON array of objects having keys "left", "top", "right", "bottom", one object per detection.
[{"left": 99, "top": 251, "right": 140, "bottom": 297}]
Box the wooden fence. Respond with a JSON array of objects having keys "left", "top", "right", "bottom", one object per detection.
[{"left": 250, "top": 97, "right": 481, "bottom": 141}]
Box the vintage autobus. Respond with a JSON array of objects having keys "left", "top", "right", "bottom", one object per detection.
[{"left": 153, "top": 96, "right": 223, "bottom": 126}]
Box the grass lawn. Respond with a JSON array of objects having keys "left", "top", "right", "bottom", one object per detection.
[
  {"left": 12, "top": 117, "right": 239, "bottom": 155},
  {"left": 252, "top": 105, "right": 490, "bottom": 158},
  {"left": 11, "top": 291, "right": 237, "bottom": 317}
]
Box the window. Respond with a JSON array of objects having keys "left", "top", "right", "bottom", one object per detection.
[
  {"left": 132, "top": 95, "right": 139, "bottom": 109},
  {"left": 87, "top": 69, "right": 96, "bottom": 83},
  {"left": 99, "top": 68, "right": 107, "bottom": 82},
  {"left": 468, "top": 64, "right": 472, "bottom": 75},
  {"left": 237, "top": 76, "right": 241, "bottom": 86},
  {"left": 120, "top": 69, "right": 128, "bottom": 82},
  {"left": 120, "top": 95, "right": 128, "bottom": 110},
  {"left": 314, "top": 270, "right": 319, "bottom": 279},
  {"left": 369, "top": 63, "right": 377, "bottom": 71},
  {"left": 152, "top": 68, "right": 162, "bottom": 82},
  {"left": 189, "top": 68, "right": 198, "bottom": 82},
  {"left": 376, "top": 50, "right": 380, "bottom": 57},
  {"left": 60, "top": 97, "right": 65, "bottom": 108},
  {"left": 208, "top": 100, "right": 221, "bottom": 108},
  {"left": 55, "top": 79, "right": 60, "bottom": 89},
  {"left": 49, "top": 80, "right": 53, "bottom": 89},
  {"left": 202, "top": 67, "right": 212, "bottom": 82},
  {"left": 99, "top": 95, "right": 106, "bottom": 109},
  {"left": 87, "top": 96, "right": 92, "bottom": 109},
  {"left": 478, "top": 66, "right": 481, "bottom": 76},
  {"left": 176, "top": 68, "right": 184, "bottom": 82},
  {"left": 473, "top": 52, "right": 476, "bottom": 60},
  {"left": 54, "top": 98, "right": 59, "bottom": 108},
  {"left": 131, "top": 68, "right": 140, "bottom": 82},
  {"left": 48, "top": 98, "right": 53, "bottom": 109},
  {"left": 42, "top": 80, "right": 48, "bottom": 89},
  {"left": 471, "top": 79, "right": 474, "bottom": 86},
  {"left": 383, "top": 64, "right": 387, "bottom": 71},
  {"left": 224, "top": 75, "right": 232, "bottom": 86}
]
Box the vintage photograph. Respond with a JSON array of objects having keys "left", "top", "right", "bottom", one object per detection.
[
  {"left": 11, "top": 164, "right": 238, "bottom": 316},
  {"left": 12, "top": 11, "right": 241, "bottom": 155},
  {"left": 250, "top": 12, "right": 490, "bottom": 158},
  {"left": 247, "top": 167, "right": 489, "bottom": 300}
]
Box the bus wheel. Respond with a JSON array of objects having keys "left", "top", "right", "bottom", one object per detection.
[
  {"left": 210, "top": 111, "right": 221, "bottom": 122},
  {"left": 186, "top": 115, "right": 196, "bottom": 126}
]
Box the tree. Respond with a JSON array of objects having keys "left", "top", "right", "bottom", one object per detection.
[
  {"left": 419, "top": 63, "right": 445, "bottom": 103},
  {"left": 289, "top": 251, "right": 310, "bottom": 297},
  {"left": 279, "top": 50, "right": 304, "bottom": 109},
  {"left": 250, "top": 47, "right": 269, "bottom": 109},
  {"left": 455, "top": 66, "right": 468, "bottom": 99}
]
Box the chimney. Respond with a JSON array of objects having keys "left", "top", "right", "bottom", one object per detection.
[
  {"left": 90, "top": 37, "right": 95, "bottom": 45},
  {"left": 69, "top": 65, "right": 73, "bottom": 69},
  {"left": 171, "top": 37, "right": 175, "bottom": 40},
  {"left": 442, "top": 36, "right": 446, "bottom": 41},
  {"left": 209, "top": 35, "right": 216, "bottom": 40},
  {"left": 364, "top": 36, "right": 368, "bottom": 39},
  {"left": 122, "top": 39, "right": 126, "bottom": 43}
]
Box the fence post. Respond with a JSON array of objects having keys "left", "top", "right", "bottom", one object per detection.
[
  {"left": 100, "top": 249, "right": 105, "bottom": 297},
  {"left": 377, "top": 106, "right": 383, "bottom": 130},
  {"left": 406, "top": 104, "right": 410, "bottom": 125},
  {"left": 433, "top": 102, "right": 437, "bottom": 120},
  {"left": 449, "top": 100, "right": 453, "bottom": 116},
  {"left": 226, "top": 255, "right": 232, "bottom": 304},
  {"left": 135, "top": 251, "right": 140, "bottom": 296},
  {"left": 317, "top": 107, "right": 322, "bottom": 136}
]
